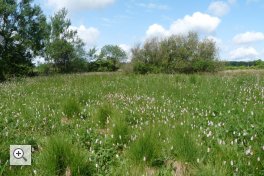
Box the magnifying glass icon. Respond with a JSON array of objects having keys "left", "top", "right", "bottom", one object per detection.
[{"left": 13, "top": 148, "right": 27, "bottom": 162}]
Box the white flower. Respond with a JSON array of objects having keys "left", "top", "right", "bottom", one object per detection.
[
  {"left": 207, "top": 148, "right": 211, "bottom": 153},
  {"left": 230, "top": 160, "right": 234, "bottom": 166},
  {"left": 207, "top": 131, "right": 212, "bottom": 137},
  {"left": 197, "top": 158, "right": 200, "bottom": 163},
  {"left": 245, "top": 147, "right": 253, "bottom": 156}
]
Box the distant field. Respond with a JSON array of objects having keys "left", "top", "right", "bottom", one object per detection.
[{"left": 0, "top": 71, "right": 263, "bottom": 175}]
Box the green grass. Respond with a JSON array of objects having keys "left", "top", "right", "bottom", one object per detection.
[
  {"left": 37, "top": 134, "right": 94, "bottom": 176},
  {"left": 127, "top": 126, "right": 162, "bottom": 166},
  {"left": 0, "top": 71, "right": 263, "bottom": 175}
]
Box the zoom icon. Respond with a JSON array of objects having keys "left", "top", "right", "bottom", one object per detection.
[{"left": 10, "top": 145, "right": 31, "bottom": 165}]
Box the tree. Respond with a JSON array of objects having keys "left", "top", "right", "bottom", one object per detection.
[
  {"left": 0, "top": 0, "right": 48, "bottom": 79},
  {"left": 131, "top": 32, "right": 220, "bottom": 74},
  {"left": 99, "top": 45, "right": 127, "bottom": 65},
  {"left": 87, "top": 47, "right": 98, "bottom": 61},
  {"left": 45, "top": 8, "right": 86, "bottom": 73}
]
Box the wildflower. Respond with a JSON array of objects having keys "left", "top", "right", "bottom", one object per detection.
[
  {"left": 230, "top": 160, "right": 234, "bottom": 166},
  {"left": 143, "top": 156, "right": 146, "bottom": 162},
  {"left": 197, "top": 158, "right": 200, "bottom": 163},
  {"left": 257, "top": 157, "right": 260, "bottom": 162},
  {"left": 206, "top": 131, "right": 212, "bottom": 137},
  {"left": 245, "top": 147, "right": 253, "bottom": 156},
  {"left": 207, "top": 148, "right": 211, "bottom": 153}
]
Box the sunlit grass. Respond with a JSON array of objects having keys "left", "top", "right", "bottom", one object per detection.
[{"left": 0, "top": 71, "right": 263, "bottom": 175}]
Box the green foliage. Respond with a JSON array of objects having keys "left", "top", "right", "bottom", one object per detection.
[
  {"left": 111, "top": 113, "right": 130, "bottom": 147},
  {"left": 1, "top": 72, "right": 264, "bottom": 175},
  {"left": 128, "top": 127, "right": 162, "bottom": 166},
  {"left": 96, "top": 104, "right": 112, "bottom": 128},
  {"left": 169, "top": 126, "right": 199, "bottom": 163},
  {"left": 88, "top": 59, "right": 118, "bottom": 72},
  {"left": 45, "top": 8, "right": 86, "bottom": 73},
  {"left": 37, "top": 63, "right": 53, "bottom": 75},
  {"left": 99, "top": 45, "right": 127, "bottom": 63},
  {"left": 0, "top": 0, "right": 48, "bottom": 78},
  {"left": 38, "top": 134, "right": 94, "bottom": 176},
  {"left": 131, "top": 32, "right": 220, "bottom": 74},
  {"left": 63, "top": 98, "right": 81, "bottom": 117},
  {"left": 133, "top": 62, "right": 151, "bottom": 74}
]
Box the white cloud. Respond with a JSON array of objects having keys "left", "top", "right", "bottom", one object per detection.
[
  {"left": 233, "top": 32, "right": 264, "bottom": 44},
  {"left": 146, "top": 24, "right": 169, "bottom": 38},
  {"left": 119, "top": 44, "right": 132, "bottom": 61},
  {"left": 70, "top": 25, "right": 100, "bottom": 47},
  {"left": 207, "top": 36, "right": 223, "bottom": 47},
  {"left": 229, "top": 47, "right": 259, "bottom": 60},
  {"left": 208, "top": 1, "right": 230, "bottom": 17},
  {"left": 47, "top": 0, "right": 115, "bottom": 11},
  {"left": 146, "top": 12, "right": 221, "bottom": 39},
  {"left": 137, "top": 3, "right": 169, "bottom": 10}
]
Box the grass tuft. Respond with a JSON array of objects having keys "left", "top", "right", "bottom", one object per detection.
[
  {"left": 63, "top": 98, "right": 81, "bottom": 117},
  {"left": 128, "top": 127, "right": 162, "bottom": 166},
  {"left": 96, "top": 104, "right": 112, "bottom": 128},
  {"left": 38, "top": 134, "right": 94, "bottom": 176}
]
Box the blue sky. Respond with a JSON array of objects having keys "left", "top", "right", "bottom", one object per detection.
[{"left": 35, "top": 0, "right": 264, "bottom": 61}]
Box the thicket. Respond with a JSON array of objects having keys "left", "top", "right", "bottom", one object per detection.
[{"left": 131, "top": 32, "right": 221, "bottom": 74}]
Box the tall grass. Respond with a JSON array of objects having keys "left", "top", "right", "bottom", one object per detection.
[
  {"left": 127, "top": 127, "right": 162, "bottom": 166},
  {"left": 62, "top": 98, "right": 81, "bottom": 117},
  {"left": 95, "top": 104, "right": 112, "bottom": 128},
  {"left": 0, "top": 71, "right": 263, "bottom": 175},
  {"left": 37, "top": 134, "right": 94, "bottom": 176}
]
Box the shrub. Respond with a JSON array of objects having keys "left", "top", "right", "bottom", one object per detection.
[
  {"left": 133, "top": 62, "right": 151, "bottom": 74},
  {"left": 131, "top": 32, "right": 220, "bottom": 74},
  {"left": 37, "top": 134, "right": 94, "bottom": 176}
]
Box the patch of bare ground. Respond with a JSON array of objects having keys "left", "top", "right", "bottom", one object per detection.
[{"left": 166, "top": 160, "right": 190, "bottom": 176}]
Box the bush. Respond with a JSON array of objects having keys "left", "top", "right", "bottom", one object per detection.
[
  {"left": 133, "top": 62, "right": 150, "bottom": 74},
  {"left": 131, "top": 32, "right": 220, "bottom": 74},
  {"left": 38, "top": 134, "right": 94, "bottom": 176}
]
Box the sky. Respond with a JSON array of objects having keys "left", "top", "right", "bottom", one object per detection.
[{"left": 35, "top": 0, "right": 264, "bottom": 61}]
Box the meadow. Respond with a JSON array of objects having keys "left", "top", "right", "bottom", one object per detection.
[{"left": 0, "top": 71, "right": 263, "bottom": 175}]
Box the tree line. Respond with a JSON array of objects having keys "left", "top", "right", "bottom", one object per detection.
[
  {"left": 1, "top": 0, "right": 225, "bottom": 82},
  {"left": 0, "top": 1, "right": 127, "bottom": 81}
]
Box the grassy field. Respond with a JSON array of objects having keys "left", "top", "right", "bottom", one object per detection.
[{"left": 0, "top": 71, "right": 264, "bottom": 175}]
